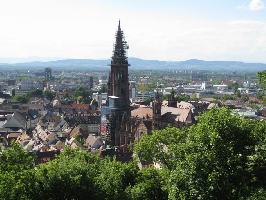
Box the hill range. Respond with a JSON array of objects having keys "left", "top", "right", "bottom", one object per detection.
[{"left": 0, "top": 58, "right": 265, "bottom": 72}]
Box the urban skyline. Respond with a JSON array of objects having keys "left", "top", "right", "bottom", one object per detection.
[{"left": 0, "top": 10, "right": 265, "bottom": 199}]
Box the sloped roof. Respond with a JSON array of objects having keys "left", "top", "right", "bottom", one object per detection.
[
  {"left": 207, "top": 103, "right": 219, "bottom": 110},
  {"left": 85, "top": 135, "right": 103, "bottom": 148},
  {"left": 61, "top": 103, "right": 91, "bottom": 110},
  {"left": 7, "top": 132, "right": 21, "bottom": 138},
  {"left": 131, "top": 107, "right": 153, "bottom": 118},
  {"left": 161, "top": 106, "right": 192, "bottom": 123},
  {"left": 70, "top": 126, "right": 82, "bottom": 138},
  {"left": 54, "top": 119, "right": 67, "bottom": 131},
  {"left": 176, "top": 101, "right": 194, "bottom": 109},
  {"left": 38, "top": 130, "right": 49, "bottom": 142},
  {"left": 16, "top": 132, "right": 30, "bottom": 144},
  {"left": 3, "top": 112, "right": 26, "bottom": 129},
  {"left": 131, "top": 105, "right": 193, "bottom": 123},
  {"left": 55, "top": 141, "right": 65, "bottom": 150}
]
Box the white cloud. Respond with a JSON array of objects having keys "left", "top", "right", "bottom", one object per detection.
[
  {"left": 249, "top": 0, "right": 264, "bottom": 11},
  {"left": 0, "top": 0, "right": 266, "bottom": 62}
]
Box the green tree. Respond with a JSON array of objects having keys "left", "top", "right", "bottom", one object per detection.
[
  {"left": 241, "top": 94, "right": 249, "bottom": 102},
  {"left": 34, "top": 148, "right": 102, "bottom": 200},
  {"left": 1, "top": 116, "right": 265, "bottom": 200},
  {"left": 99, "top": 84, "right": 108, "bottom": 94},
  {"left": 143, "top": 97, "right": 152, "bottom": 106},
  {"left": 257, "top": 71, "right": 266, "bottom": 105},
  {"left": 229, "top": 82, "right": 240, "bottom": 93},
  {"left": 236, "top": 90, "right": 242, "bottom": 98},
  {"left": 222, "top": 94, "right": 237, "bottom": 101},
  {"left": 135, "top": 127, "right": 187, "bottom": 170},
  {"left": 74, "top": 87, "right": 92, "bottom": 104},
  {"left": 0, "top": 146, "right": 141, "bottom": 200},
  {"left": 96, "top": 159, "right": 138, "bottom": 200},
  {"left": 0, "top": 143, "right": 35, "bottom": 173},
  {"left": 135, "top": 108, "right": 266, "bottom": 200},
  {"left": 128, "top": 168, "right": 168, "bottom": 200},
  {"left": 0, "top": 169, "right": 36, "bottom": 200},
  {"left": 138, "top": 83, "right": 156, "bottom": 93},
  {"left": 12, "top": 95, "right": 29, "bottom": 103},
  {"left": 43, "top": 90, "right": 56, "bottom": 101},
  {"left": 258, "top": 71, "right": 266, "bottom": 90},
  {"left": 0, "top": 143, "right": 36, "bottom": 200},
  {"left": 176, "top": 94, "right": 190, "bottom": 102},
  {"left": 247, "top": 189, "right": 266, "bottom": 200}
]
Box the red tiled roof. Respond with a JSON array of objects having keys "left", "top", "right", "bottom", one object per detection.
[
  {"left": 131, "top": 107, "right": 153, "bottom": 118},
  {"left": 61, "top": 103, "right": 90, "bottom": 110},
  {"left": 71, "top": 103, "right": 90, "bottom": 110}
]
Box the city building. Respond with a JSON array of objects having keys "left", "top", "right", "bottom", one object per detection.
[
  {"left": 106, "top": 20, "right": 132, "bottom": 147},
  {"left": 44, "top": 68, "right": 52, "bottom": 81}
]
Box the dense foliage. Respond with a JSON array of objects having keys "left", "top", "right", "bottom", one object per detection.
[
  {"left": 12, "top": 89, "right": 56, "bottom": 103},
  {"left": 257, "top": 71, "right": 266, "bottom": 105},
  {"left": 74, "top": 87, "right": 92, "bottom": 104},
  {"left": 0, "top": 145, "right": 140, "bottom": 200},
  {"left": 0, "top": 109, "right": 265, "bottom": 199},
  {"left": 258, "top": 71, "right": 266, "bottom": 91},
  {"left": 135, "top": 108, "right": 266, "bottom": 200},
  {"left": 99, "top": 84, "right": 108, "bottom": 94},
  {"left": 12, "top": 95, "right": 29, "bottom": 103}
]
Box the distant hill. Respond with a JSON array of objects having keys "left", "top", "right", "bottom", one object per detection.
[{"left": 0, "top": 57, "right": 265, "bottom": 72}]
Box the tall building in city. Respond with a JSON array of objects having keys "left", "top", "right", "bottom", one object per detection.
[
  {"left": 129, "top": 81, "right": 137, "bottom": 101},
  {"left": 107, "top": 20, "right": 131, "bottom": 147},
  {"left": 89, "top": 76, "right": 93, "bottom": 89},
  {"left": 108, "top": 20, "right": 130, "bottom": 110},
  {"left": 168, "top": 88, "right": 177, "bottom": 108},
  {"left": 152, "top": 91, "right": 162, "bottom": 129},
  {"left": 44, "top": 68, "right": 52, "bottom": 81}
]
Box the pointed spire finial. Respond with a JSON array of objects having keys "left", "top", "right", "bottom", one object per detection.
[
  {"left": 112, "top": 19, "right": 129, "bottom": 65},
  {"left": 118, "top": 19, "right": 121, "bottom": 31}
]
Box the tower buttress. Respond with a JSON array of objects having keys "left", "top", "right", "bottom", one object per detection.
[{"left": 168, "top": 88, "right": 177, "bottom": 107}]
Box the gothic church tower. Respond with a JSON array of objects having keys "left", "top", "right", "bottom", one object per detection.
[
  {"left": 108, "top": 20, "right": 130, "bottom": 111},
  {"left": 107, "top": 21, "right": 131, "bottom": 147}
]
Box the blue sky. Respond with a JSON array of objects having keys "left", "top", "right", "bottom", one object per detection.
[{"left": 0, "top": 0, "right": 265, "bottom": 63}]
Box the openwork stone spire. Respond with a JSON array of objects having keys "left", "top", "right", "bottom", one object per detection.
[
  {"left": 111, "top": 20, "right": 129, "bottom": 65},
  {"left": 108, "top": 20, "right": 130, "bottom": 108}
]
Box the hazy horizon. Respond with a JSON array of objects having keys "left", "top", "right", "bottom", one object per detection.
[{"left": 1, "top": 56, "right": 266, "bottom": 66}]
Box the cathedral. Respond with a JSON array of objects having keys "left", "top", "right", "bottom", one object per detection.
[
  {"left": 106, "top": 20, "right": 132, "bottom": 148},
  {"left": 105, "top": 21, "right": 195, "bottom": 150}
]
